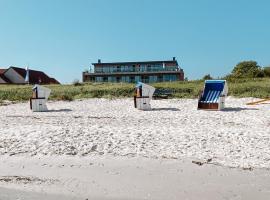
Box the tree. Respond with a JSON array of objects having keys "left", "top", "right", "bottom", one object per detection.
[
  {"left": 231, "top": 61, "right": 263, "bottom": 78},
  {"left": 73, "top": 79, "right": 81, "bottom": 86},
  {"left": 202, "top": 74, "right": 213, "bottom": 80}
]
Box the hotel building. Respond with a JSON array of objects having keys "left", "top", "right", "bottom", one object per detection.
[{"left": 82, "top": 57, "right": 184, "bottom": 83}]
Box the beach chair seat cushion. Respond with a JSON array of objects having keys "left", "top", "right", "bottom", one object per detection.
[{"left": 200, "top": 90, "right": 221, "bottom": 103}]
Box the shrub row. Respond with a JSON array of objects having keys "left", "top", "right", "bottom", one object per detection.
[{"left": 0, "top": 78, "right": 269, "bottom": 102}]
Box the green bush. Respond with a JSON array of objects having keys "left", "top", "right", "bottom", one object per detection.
[
  {"left": 0, "top": 78, "right": 270, "bottom": 102},
  {"left": 263, "top": 67, "right": 270, "bottom": 77},
  {"left": 231, "top": 61, "right": 264, "bottom": 78},
  {"left": 202, "top": 74, "right": 213, "bottom": 80},
  {"left": 72, "top": 79, "right": 82, "bottom": 86}
]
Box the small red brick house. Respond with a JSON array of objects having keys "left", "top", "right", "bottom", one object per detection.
[{"left": 0, "top": 66, "right": 60, "bottom": 84}]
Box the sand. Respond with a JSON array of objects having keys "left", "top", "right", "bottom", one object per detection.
[
  {"left": 0, "top": 156, "right": 270, "bottom": 200},
  {"left": 0, "top": 97, "right": 270, "bottom": 199},
  {"left": 0, "top": 97, "right": 270, "bottom": 168}
]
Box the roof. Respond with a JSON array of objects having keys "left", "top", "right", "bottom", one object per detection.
[
  {"left": 0, "top": 69, "right": 7, "bottom": 74},
  {"left": 9, "top": 66, "right": 60, "bottom": 84},
  {"left": 92, "top": 60, "right": 179, "bottom": 66},
  {"left": 49, "top": 77, "right": 60, "bottom": 84},
  {"left": 0, "top": 68, "right": 10, "bottom": 83},
  {"left": 0, "top": 74, "right": 10, "bottom": 83},
  {"left": 0, "top": 69, "right": 10, "bottom": 83}
]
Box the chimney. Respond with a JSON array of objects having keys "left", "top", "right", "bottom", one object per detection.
[
  {"left": 173, "top": 57, "right": 176, "bottom": 61},
  {"left": 98, "top": 59, "right": 101, "bottom": 63}
]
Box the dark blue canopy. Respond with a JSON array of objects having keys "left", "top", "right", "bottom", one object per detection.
[{"left": 200, "top": 80, "right": 226, "bottom": 102}]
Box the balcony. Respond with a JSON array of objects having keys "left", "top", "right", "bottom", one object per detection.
[{"left": 92, "top": 66, "right": 182, "bottom": 74}]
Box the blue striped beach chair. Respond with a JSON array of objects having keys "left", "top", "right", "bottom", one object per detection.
[{"left": 198, "top": 80, "right": 228, "bottom": 110}]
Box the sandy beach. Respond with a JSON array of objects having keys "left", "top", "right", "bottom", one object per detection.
[{"left": 0, "top": 97, "right": 270, "bottom": 199}]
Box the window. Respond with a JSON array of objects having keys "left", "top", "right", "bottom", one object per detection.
[
  {"left": 108, "top": 76, "right": 117, "bottom": 82},
  {"left": 135, "top": 65, "right": 140, "bottom": 72},
  {"left": 165, "top": 65, "right": 178, "bottom": 71},
  {"left": 135, "top": 76, "right": 141, "bottom": 82},
  {"left": 149, "top": 76, "right": 157, "bottom": 83},
  {"left": 130, "top": 76, "right": 135, "bottom": 83},
  {"left": 95, "top": 67, "right": 102, "bottom": 73},
  {"left": 109, "top": 66, "right": 114, "bottom": 73},
  {"left": 96, "top": 77, "right": 103, "bottom": 82},
  {"left": 163, "top": 75, "right": 177, "bottom": 82},
  {"left": 103, "top": 67, "right": 110, "bottom": 73},
  {"left": 142, "top": 76, "right": 149, "bottom": 83},
  {"left": 140, "top": 65, "right": 145, "bottom": 72},
  {"left": 112, "top": 66, "right": 117, "bottom": 72},
  {"left": 158, "top": 75, "right": 163, "bottom": 82}
]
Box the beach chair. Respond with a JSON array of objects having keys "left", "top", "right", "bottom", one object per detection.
[
  {"left": 198, "top": 80, "right": 228, "bottom": 110},
  {"left": 30, "top": 84, "right": 51, "bottom": 112},
  {"left": 134, "top": 82, "right": 155, "bottom": 110}
]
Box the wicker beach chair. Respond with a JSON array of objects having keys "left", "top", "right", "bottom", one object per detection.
[
  {"left": 134, "top": 82, "right": 155, "bottom": 110},
  {"left": 30, "top": 84, "right": 51, "bottom": 112},
  {"left": 198, "top": 80, "right": 228, "bottom": 110}
]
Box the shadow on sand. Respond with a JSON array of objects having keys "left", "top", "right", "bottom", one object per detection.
[
  {"left": 47, "top": 109, "right": 72, "bottom": 112},
  {"left": 151, "top": 108, "right": 180, "bottom": 111},
  {"left": 222, "top": 107, "right": 259, "bottom": 112}
]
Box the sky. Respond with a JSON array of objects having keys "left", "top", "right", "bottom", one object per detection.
[{"left": 0, "top": 0, "right": 269, "bottom": 83}]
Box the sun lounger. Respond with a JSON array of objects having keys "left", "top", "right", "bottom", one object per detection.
[
  {"left": 134, "top": 82, "right": 155, "bottom": 110},
  {"left": 30, "top": 84, "right": 51, "bottom": 112},
  {"left": 153, "top": 89, "right": 173, "bottom": 99},
  {"left": 198, "top": 80, "right": 228, "bottom": 110}
]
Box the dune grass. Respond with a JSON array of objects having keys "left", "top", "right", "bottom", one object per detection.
[{"left": 0, "top": 78, "right": 269, "bottom": 102}]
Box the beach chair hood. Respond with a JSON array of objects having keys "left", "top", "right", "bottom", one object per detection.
[
  {"left": 136, "top": 82, "right": 155, "bottom": 98},
  {"left": 32, "top": 84, "right": 51, "bottom": 100},
  {"left": 201, "top": 80, "right": 227, "bottom": 101}
]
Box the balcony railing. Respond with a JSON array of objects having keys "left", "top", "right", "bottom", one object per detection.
[{"left": 91, "top": 67, "right": 182, "bottom": 74}]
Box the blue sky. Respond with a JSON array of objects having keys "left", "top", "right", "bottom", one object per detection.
[{"left": 0, "top": 0, "right": 269, "bottom": 83}]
